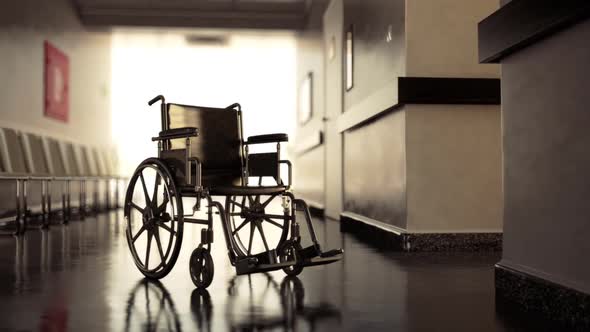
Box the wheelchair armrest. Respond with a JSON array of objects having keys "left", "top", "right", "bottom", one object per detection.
[
  {"left": 246, "top": 133, "right": 288, "bottom": 145},
  {"left": 152, "top": 127, "right": 199, "bottom": 141}
]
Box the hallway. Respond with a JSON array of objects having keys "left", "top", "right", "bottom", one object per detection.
[
  {"left": 2, "top": 0, "right": 590, "bottom": 329},
  {"left": 0, "top": 212, "right": 542, "bottom": 332}
]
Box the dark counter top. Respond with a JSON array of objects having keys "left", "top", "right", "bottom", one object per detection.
[{"left": 478, "top": 0, "right": 590, "bottom": 63}]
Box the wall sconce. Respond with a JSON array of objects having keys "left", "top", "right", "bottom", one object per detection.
[{"left": 345, "top": 25, "right": 354, "bottom": 91}]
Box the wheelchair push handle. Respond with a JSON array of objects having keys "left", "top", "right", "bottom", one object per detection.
[
  {"left": 225, "top": 103, "right": 241, "bottom": 111},
  {"left": 149, "top": 95, "right": 170, "bottom": 142},
  {"left": 148, "top": 95, "right": 165, "bottom": 106}
]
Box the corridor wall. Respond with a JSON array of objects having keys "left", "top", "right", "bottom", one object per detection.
[
  {"left": 294, "top": 0, "right": 503, "bottom": 250},
  {"left": 478, "top": 1, "right": 590, "bottom": 325},
  {"left": 293, "top": 2, "right": 327, "bottom": 210},
  {"left": 0, "top": 0, "right": 112, "bottom": 147}
]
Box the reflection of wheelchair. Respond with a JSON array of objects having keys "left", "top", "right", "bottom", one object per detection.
[
  {"left": 224, "top": 274, "right": 341, "bottom": 331},
  {"left": 124, "top": 279, "right": 182, "bottom": 332},
  {"left": 124, "top": 96, "right": 343, "bottom": 288}
]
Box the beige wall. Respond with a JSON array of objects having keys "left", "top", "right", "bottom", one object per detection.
[
  {"left": 293, "top": 8, "right": 326, "bottom": 206},
  {"left": 294, "top": 0, "right": 503, "bottom": 235},
  {"left": 294, "top": 146, "right": 325, "bottom": 206},
  {"left": 344, "top": 110, "right": 407, "bottom": 229},
  {"left": 405, "top": 0, "right": 500, "bottom": 78},
  {"left": 402, "top": 0, "right": 502, "bottom": 233},
  {"left": 406, "top": 105, "right": 502, "bottom": 233},
  {"left": 0, "top": 0, "right": 112, "bottom": 146}
]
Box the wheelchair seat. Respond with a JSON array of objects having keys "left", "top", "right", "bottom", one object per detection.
[
  {"left": 180, "top": 184, "right": 286, "bottom": 196},
  {"left": 209, "top": 185, "right": 286, "bottom": 196}
]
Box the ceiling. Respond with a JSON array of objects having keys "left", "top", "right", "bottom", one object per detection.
[{"left": 72, "top": 0, "right": 322, "bottom": 30}]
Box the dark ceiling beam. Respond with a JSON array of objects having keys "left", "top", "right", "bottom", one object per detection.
[
  {"left": 73, "top": 0, "right": 306, "bottom": 13},
  {"left": 76, "top": 6, "right": 306, "bottom": 30}
]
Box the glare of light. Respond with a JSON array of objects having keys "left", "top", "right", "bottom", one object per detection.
[{"left": 111, "top": 29, "right": 297, "bottom": 176}]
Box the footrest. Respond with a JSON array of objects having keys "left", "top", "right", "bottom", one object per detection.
[
  {"left": 298, "top": 245, "right": 321, "bottom": 260},
  {"left": 320, "top": 249, "right": 344, "bottom": 258},
  {"left": 235, "top": 258, "right": 295, "bottom": 275},
  {"left": 297, "top": 246, "right": 344, "bottom": 268},
  {"left": 251, "top": 249, "right": 278, "bottom": 265},
  {"left": 300, "top": 252, "right": 343, "bottom": 268},
  {"left": 234, "top": 249, "right": 296, "bottom": 275}
]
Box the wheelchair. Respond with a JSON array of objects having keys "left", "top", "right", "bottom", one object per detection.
[{"left": 124, "top": 95, "right": 343, "bottom": 288}]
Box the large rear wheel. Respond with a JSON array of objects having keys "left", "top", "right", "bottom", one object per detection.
[
  {"left": 225, "top": 194, "right": 290, "bottom": 257},
  {"left": 124, "top": 158, "right": 184, "bottom": 279}
]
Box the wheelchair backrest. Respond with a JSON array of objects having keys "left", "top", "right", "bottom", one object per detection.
[{"left": 166, "top": 103, "right": 244, "bottom": 186}]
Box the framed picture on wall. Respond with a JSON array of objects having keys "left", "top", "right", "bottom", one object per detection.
[
  {"left": 44, "top": 41, "right": 69, "bottom": 122},
  {"left": 298, "top": 72, "right": 313, "bottom": 125},
  {"left": 345, "top": 25, "right": 354, "bottom": 91}
]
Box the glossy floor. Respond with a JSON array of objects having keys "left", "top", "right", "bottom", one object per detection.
[{"left": 0, "top": 211, "right": 537, "bottom": 331}]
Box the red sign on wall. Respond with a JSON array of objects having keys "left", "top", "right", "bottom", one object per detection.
[{"left": 44, "top": 41, "right": 69, "bottom": 122}]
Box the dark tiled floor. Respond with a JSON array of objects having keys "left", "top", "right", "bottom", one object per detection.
[{"left": 0, "top": 210, "right": 539, "bottom": 331}]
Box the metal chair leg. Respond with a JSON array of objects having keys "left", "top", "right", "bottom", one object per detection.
[
  {"left": 15, "top": 179, "right": 21, "bottom": 236},
  {"left": 22, "top": 180, "right": 28, "bottom": 234}
]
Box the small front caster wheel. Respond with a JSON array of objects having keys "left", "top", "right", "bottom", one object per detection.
[
  {"left": 279, "top": 241, "right": 303, "bottom": 277},
  {"left": 190, "top": 247, "right": 214, "bottom": 289}
]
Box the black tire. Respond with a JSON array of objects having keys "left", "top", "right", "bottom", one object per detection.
[
  {"left": 124, "top": 158, "right": 184, "bottom": 279},
  {"left": 279, "top": 240, "right": 303, "bottom": 277},
  {"left": 190, "top": 247, "right": 214, "bottom": 289},
  {"left": 225, "top": 194, "right": 290, "bottom": 257}
]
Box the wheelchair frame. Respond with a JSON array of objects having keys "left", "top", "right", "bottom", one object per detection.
[{"left": 124, "top": 95, "right": 343, "bottom": 288}]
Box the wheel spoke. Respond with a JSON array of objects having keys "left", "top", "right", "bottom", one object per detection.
[
  {"left": 129, "top": 202, "right": 145, "bottom": 214},
  {"left": 230, "top": 199, "right": 247, "bottom": 210},
  {"left": 154, "top": 229, "right": 165, "bottom": 263},
  {"left": 260, "top": 195, "right": 275, "bottom": 209},
  {"left": 159, "top": 222, "right": 176, "bottom": 235},
  {"left": 152, "top": 173, "right": 161, "bottom": 208},
  {"left": 132, "top": 224, "right": 147, "bottom": 243},
  {"left": 145, "top": 231, "right": 153, "bottom": 268},
  {"left": 263, "top": 217, "right": 284, "bottom": 229},
  {"left": 256, "top": 222, "right": 270, "bottom": 251},
  {"left": 263, "top": 213, "right": 288, "bottom": 220},
  {"left": 229, "top": 212, "right": 242, "bottom": 216},
  {"left": 232, "top": 218, "right": 250, "bottom": 235},
  {"left": 139, "top": 172, "right": 151, "bottom": 206},
  {"left": 247, "top": 223, "right": 255, "bottom": 255}
]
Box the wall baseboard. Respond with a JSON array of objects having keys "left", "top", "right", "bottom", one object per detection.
[
  {"left": 495, "top": 263, "right": 590, "bottom": 330},
  {"left": 340, "top": 212, "right": 502, "bottom": 252}
]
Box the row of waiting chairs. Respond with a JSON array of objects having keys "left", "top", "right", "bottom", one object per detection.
[{"left": 0, "top": 127, "right": 125, "bottom": 235}]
